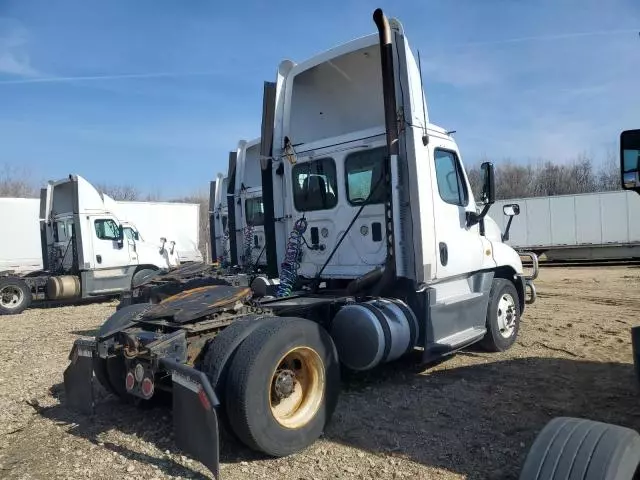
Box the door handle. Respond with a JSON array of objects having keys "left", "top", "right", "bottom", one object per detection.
[
  {"left": 439, "top": 242, "right": 448, "bottom": 266},
  {"left": 96, "top": 255, "right": 102, "bottom": 264}
]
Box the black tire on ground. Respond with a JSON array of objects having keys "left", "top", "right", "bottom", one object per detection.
[
  {"left": 93, "top": 303, "right": 153, "bottom": 397},
  {"left": 0, "top": 277, "right": 32, "bottom": 315},
  {"left": 520, "top": 417, "right": 640, "bottom": 480},
  {"left": 479, "top": 278, "right": 520, "bottom": 352},
  {"left": 225, "top": 317, "right": 340, "bottom": 457},
  {"left": 201, "top": 315, "right": 273, "bottom": 395},
  {"left": 131, "top": 268, "right": 158, "bottom": 289}
]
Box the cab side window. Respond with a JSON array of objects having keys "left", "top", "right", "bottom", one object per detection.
[
  {"left": 94, "top": 219, "right": 120, "bottom": 241},
  {"left": 434, "top": 149, "right": 468, "bottom": 207},
  {"left": 292, "top": 158, "right": 338, "bottom": 212}
]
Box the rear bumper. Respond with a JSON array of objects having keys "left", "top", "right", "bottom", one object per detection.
[{"left": 63, "top": 339, "right": 221, "bottom": 479}]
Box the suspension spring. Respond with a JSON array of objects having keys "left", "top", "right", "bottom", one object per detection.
[
  {"left": 218, "top": 230, "right": 230, "bottom": 268},
  {"left": 243, "top": 224, "right": 255, "bottom": 267}
]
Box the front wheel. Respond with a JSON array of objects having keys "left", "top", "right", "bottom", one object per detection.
[
  {"left": 0, "top": 277, "right": 32, "bottom": 315},
  {"left": 225, "top": 317, "right": 340, "bottom": 457},
  {"left": 480, "top": 278, "right": 520, "bottom": 352}
]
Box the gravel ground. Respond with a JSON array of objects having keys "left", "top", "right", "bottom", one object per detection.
[{"left": 2, "top": 266, "right": 640, "bottom": 479}]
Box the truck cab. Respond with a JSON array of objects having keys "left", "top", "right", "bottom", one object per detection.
[
  {"left": 40, "top": 175, "right": 180, "bottom": 298},
  {"left": 232, "top": 138, "right": 267, "bottom": 270},
  {"left": 266, "top": 17, "right": 530, "bottom": 355},
  {"left": 210, "top": 173, "right": 230, "bottom": 265}
]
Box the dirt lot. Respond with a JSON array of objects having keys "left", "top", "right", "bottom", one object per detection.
[{"left": 1, "top": 266, "right": 640, "bottom": 480}]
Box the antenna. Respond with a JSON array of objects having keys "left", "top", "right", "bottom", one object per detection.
[{"left": 417, "top": 50, "right": 429, "bottom": 146}]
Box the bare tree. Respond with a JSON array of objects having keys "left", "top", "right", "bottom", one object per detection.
[
  {"left": 598, "top": 149, "right": 619, "bottom": 191},
  {"left": 496, "top": 161, "right": 536, "bottom": 199},
  {"left": 465, "top": 161, "right": 483, "bottom": 201},
  {"left": 0, "top": 164, "right": 38, "bottom": 198},
  {"left": 95, "top": 183, "right": 140, "bottom": 201}
]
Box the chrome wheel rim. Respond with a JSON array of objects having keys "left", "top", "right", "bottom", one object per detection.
[
  {"left": 496, "top": 293, "right": 517, "bottom": 338},
  {"left": 0, "top": 285, "right": 24, "bottom": 310}
]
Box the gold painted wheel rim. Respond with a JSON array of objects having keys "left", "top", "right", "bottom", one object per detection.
[{"left": 269, "top": 346, "right": 325, "bottom": 429}]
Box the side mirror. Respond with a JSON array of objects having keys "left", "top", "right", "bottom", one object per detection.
[
  {"left": 501, "top": 204, "right": 520, "bottom": 242},
  {"left": 466, "top": 162, "right": 496, "bottom": 229},
  {"left": 503, "top": 204, "right": 520, "bottom": 217},
  {"left": 117, "top": 226, "right": 124, "bottom": 249},
  {"left": 621, "top": 129, "right": 640, "bottom": 194},
  {"left": 481, "top": 161, "right": 496, "bottom": 205}
]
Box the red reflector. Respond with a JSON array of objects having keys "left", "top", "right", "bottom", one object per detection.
[
  {"left": 198, "top": 387, "right": 211, "bottom": 411},
  {"left": 125, "top": 372, "right": 135, "bottom": 391},
  {"left": 141, "top": 377, "right": 154, "bottom": 398}
]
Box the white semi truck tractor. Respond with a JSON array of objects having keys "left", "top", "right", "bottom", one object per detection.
[
  {"left": 209, "top": 173, "right": 229, "bottom": 265},
  {"left": 0, "top": 175, "right": 189, "bottom": 315},
  {"left": 231, "top": 138, "right": 267, "bottom": 271},
  {"left": 63, "top": 10, "right": 536, "bottom": 479}
]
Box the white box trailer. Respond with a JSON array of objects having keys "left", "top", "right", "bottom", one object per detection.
[
  {"left": 0, "top": 198, "right": 42, "bottom": 274},
  {"left": 490, "top": 190, "right": 640, "bottom": 260},
  {"left": 108, "top": 199, "right": 202, "bottom": 263}
]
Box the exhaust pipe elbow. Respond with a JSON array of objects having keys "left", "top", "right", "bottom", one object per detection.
[{"left": 373, "top": 8, "right": 391, "bottom": 46}]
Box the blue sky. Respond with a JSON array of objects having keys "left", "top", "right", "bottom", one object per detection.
[{"left": 0, "top": 0, "right": 638, "bottom": 198}]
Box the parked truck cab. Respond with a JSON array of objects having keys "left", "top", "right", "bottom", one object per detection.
[
  {"left": 232, "top": 138, "right": 267, "bottom": 270},
  {"left": 266, "top": 16, "right": 533, "bottom": 355},
  {"left": 209, "top": 173, "right": 230, "bottom": 265},
  {"left": 0, "top": 175, "right": 186, "bottom": 315}
]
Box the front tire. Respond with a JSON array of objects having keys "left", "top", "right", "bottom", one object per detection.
[
  {"left": 225, "top": 317, "right": 340, "bottom": 457},
  {"left": 520, "top": 417, "right": 640, "bottom": 480},
  {"left": 0, "top": 277, "right": 32, "bottom": 315},
  {"left": 480, "top": 278, "right": 520, "bottom": 352}
]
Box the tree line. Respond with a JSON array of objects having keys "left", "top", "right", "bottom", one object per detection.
[
  {"left": 0, "top": 154, "right": 621, "bottom": 258},
  {"left": 466, "top": 154, "right": 619, "bottom": 200}
]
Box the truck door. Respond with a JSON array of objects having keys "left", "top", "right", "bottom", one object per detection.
[
  {"left": 90, "top": 217, "right": 135, "bottom": 270},
  {"left": 429, "top": 146, "right": 486, "bottom": 280},
  {"left": 122, "top": 225, "right": 140, "bottom": 263}
]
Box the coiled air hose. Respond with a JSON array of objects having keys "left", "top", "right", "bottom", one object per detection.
[
  {"left": 277, "top": 217, "right": 308, "bottom": 297},
  {"left": 218, "top": 230, "right": 230, "bottom": 268},
  {"left": 243, "top": 223, "right": 254, "bottom": 267}
]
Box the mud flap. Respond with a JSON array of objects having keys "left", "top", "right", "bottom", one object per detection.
[
  {"left": 160, "top": 358, "right": 221, "bottom": 479},
  {"left": 63, "top": 338, "right": 96, "bottom": 415}
]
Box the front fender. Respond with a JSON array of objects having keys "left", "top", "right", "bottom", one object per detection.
[{"left": 490, "top": 241, "right": 523, "bottom": 274}]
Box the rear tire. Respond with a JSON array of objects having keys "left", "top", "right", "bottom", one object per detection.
[
  {"left": 480, "top": 278, "right": 520, "bottom": 352},
  {"left": 131, "top": 268, "right": 157, "bottom": 289},
  {"left": 93, "top": 303, "right": 152, "bottom": 397},
  {"left": 225, "top": 317, "right": 340, "bottom": 457},
  {"left": 0, "top": 277, "right": 32, "bottom": 315},
  {"left": 520, "top": 417, "right": 640, "bottom": 480},
  {"left": 201, "top": 315, "right": 272, "bottom": 395}
]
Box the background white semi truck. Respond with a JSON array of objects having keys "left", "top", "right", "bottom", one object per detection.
[
  {"left": 0, "top": 175, "right": 202, "bottom": 315},
  {"left": 490, "top": 190, "right": 640, "bottom": 261},
  {"left": 209, "top": 173, "right": 229, "bottom": 265},
  {"left": 231, "top": 137, "right": 266, "bottom": 270}
]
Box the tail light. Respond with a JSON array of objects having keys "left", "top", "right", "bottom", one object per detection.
[
  {"left": 141, "top": 377, "right": 155, "bottom": 398},
  {"left": 125, "top": 372, "right": 135, "bottom": 391}
]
